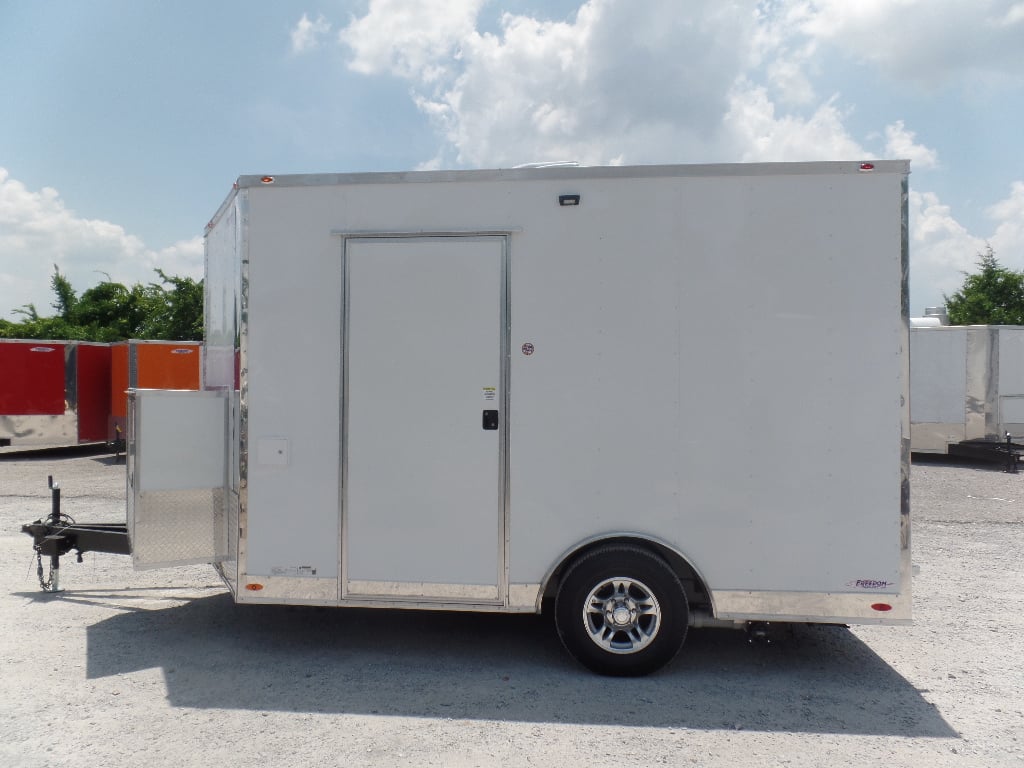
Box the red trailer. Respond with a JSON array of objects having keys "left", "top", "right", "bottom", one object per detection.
[{"left": 0, "top": 340, "right": 111, "bottom": 446}]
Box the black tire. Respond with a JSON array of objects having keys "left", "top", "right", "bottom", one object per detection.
[{"left": 554, "top": 544, "right": 688, "bottom": 676}]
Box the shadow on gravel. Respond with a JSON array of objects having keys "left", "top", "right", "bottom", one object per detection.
[
  {"left": 91, "top": 454, "right": 125, "bottom": 467},
  {"left": 0, "top": 443, "right": 113, "bottom": 460},
  {"left": 911, "top": 453, "right": 1016, "bottom": 473},
  {"left": 71, "top": 593, "right": 955, "bottom": 737}
]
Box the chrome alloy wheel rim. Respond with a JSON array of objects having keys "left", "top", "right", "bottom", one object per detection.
[{"left": 582, "top": 577, "right": 662, "bottom": 654}]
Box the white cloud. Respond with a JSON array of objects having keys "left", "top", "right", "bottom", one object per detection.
[
  {"left": 338, "top": 0, "right": 758, "bottom": 167},
  {"left": 884, "top": 120, "right": 938, "bottom": 168},
  {"left": 724, "top": 83, "right": 867, "bottom": 161},
  {"left": 331, "top": 0, "right": 927, "bottom": 168},
  {"left": 765, "top": 53, "right": 817, "bottom": 106},
  {"left": 998, "top": 2, "right": 1024, "bottom": 26},
  {"left": 908, "top": 189, "right": 986, "bottom": 308},
  {"left": 327, "top": 0, "right": 978, "bottom": 170},
  {"left": 149, "top": 237, "right": 205, "bottom": 280},
  {"left": 751, "top": 2, "right": 821, "bottom": 105},
  {"left": 338, "top": 0, "right": 485, "bottom": 82},
  {"left": 791, "top": 0, "right": 1024, "bottom": 85},
  {"left": 0, "top": 169, "right": 203, "bottom": 319},
  {"left": 987, "top": 181, "right": 1024, "bottom": 266},
  {"left": 291, "top": 13, "right": 331, "bottom": 54}
]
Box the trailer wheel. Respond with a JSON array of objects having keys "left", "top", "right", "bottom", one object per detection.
[{"left": 554, "top": 544, "right": 688, "bottom": 676}]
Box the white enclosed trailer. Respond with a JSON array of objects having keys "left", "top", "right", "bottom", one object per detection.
[
  {"left": 125, "top": 161, "right": 911, "bottom": 675},
  {"left": 910, "top": 324, "right": 1024, "bottom": 455}
]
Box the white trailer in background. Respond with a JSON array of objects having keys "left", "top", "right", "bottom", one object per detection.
[
  {"left": 121, "top": 161, "right": 910, "bottom": 675},
  {"left": 910, "top": 324, "right": 1024, "bottom": 459}
]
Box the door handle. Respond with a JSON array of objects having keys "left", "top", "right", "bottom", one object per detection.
[{"left": 482, "top": 410, "right": 499, "bottom": 430}]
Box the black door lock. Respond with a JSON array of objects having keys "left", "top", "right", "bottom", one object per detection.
[{"left": 482, "top": 410, "right": 499, "bottom": 430}]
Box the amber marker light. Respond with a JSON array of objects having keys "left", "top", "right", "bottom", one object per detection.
[
  {"left": 260, "top": 176, "right": 275, "bottom": 184},
  {"left": 245, "top": 583, "right": 264, "bottom": 591}
]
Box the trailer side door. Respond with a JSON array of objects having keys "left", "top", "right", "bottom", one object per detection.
[{"left": 342, "top": 235, "right": 508, "bottom": 603}]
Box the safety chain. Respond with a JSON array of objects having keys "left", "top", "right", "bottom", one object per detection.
[
  {"left": 35, "top": 549, "right": 57, "bottom": 592},
  {"left": 32, "top": 507, "right": 76, "bottom": 593}
]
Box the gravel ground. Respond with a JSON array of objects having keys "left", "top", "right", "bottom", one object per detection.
[{"left": 1, "top": 446, "right": 1022, "bottom": 767}]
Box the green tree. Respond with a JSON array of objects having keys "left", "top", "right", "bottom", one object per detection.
[
  {"left": 0, "top": 306, "right": 87, "bottom": 340},
  {"left": 50, "top": 265, "right": 78, "bottom": 319},
  {"left": 0, "top": 266, "right": 203, "bottom": 341},
  {"left": 72, "top": 280, "right": 145, "bottom": 341},
  {"left": 134, "top": 270, "right": 204, "bottom": 340},
  {"left": 0, "top": 267, "right": 85, "bottom": 339},
  {"left": 944, "top": 247, "right": 1024, "bottom": 325}
]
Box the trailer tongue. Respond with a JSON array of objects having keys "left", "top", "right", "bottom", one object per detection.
[{"left": 21, "top": 477, "right": 129, "bottom": 592}]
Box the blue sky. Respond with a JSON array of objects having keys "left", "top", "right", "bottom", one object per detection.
[{"left": 2, "top": 0, "right": 1022, "bottom": 318}]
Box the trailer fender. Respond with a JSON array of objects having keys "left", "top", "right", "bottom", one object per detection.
[{"left": 539, "top": 533, "right": 714, "bottom": 617}]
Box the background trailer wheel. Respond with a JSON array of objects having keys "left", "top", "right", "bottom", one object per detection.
[{"left": 554, "top": 544, "right": 689, "bottom": 676}]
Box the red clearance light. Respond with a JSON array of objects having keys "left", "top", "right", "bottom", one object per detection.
[
  {"left": 260, "top": 176, "right": 275, "bottom": 184},
  {"left": 871, "top": 602, "right": 892, "bottom": 612},
  {"left": 859, "top": 163, "right": 875, "bottom": 172},
  {"left": 245, "top": 583, "right": 264, "bottom": 591}
]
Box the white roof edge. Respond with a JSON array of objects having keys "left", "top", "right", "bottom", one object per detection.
[{"left": 234, "top": 160, "right": 911, "bottom": 190}]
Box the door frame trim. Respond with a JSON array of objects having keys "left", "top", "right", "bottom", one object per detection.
[{"left": 336, "top": 231, "right": 512, "bottom": 606}]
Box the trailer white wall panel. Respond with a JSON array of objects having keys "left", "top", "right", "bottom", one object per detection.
[
  {"left": 911, "top": 328, "right": 968, "bottom": 425},
  {"left": 244, "top": 191, "right": 342, "bottom": 582},
  {"left": 204, "top": 200, "right": 239, "bottom": 392},
  {"left": 998, "top": 329, "right": 1024, "bottom": 430},
  {"left": 509, "top": 172, "right": 905, "bottom": 597}
]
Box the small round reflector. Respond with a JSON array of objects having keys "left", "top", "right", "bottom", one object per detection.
[
  {"left": 871, "top": 602, "right": 892, "bottom": 612},
  {"left": 245, "top": 583, "right": 264, "bottom": 591},
  {"left": 260, "top": 176, "right": 275, "bottom": 184}
]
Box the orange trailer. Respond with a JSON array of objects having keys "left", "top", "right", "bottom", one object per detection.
[{"left": 109, "top": 340, "right": 201, "bottom": 443}]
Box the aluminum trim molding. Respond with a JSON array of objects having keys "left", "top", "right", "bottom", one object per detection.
[
  {"left": 712, "top": 589, "right": 911, "bottom": 624},
  {"left": 236, "top": 190, "right": 251, "bottom": 599},
  {"left": 898, "top": 172, "right": 913, "bottom": 625},
  {"left": 332, "top": 228, "right": 522, "bottom": 238},
  {"left": 237, "top": 576, "right": 339, "bottom": 603},
  {"left": 338, "top": 235, "right": 349, "bottom": 600},
  {"left": 238, "top": 161, "right": 911, "bottom": 190},
  {"left": 345, "top": 581, "right": 501, "bottom": 602},
  {"left": 508, "top": 583, "right": 542, "bottom": 611}
]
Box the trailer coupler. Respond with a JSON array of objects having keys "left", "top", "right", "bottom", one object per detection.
[{"left": 20, "top": 476, "right": 130, "bottom": 592}]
